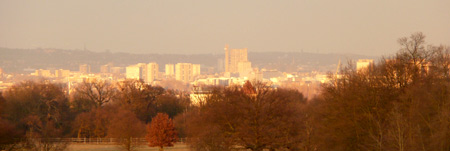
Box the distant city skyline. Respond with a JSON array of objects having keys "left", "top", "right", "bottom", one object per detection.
[{"left": 1, "top": 0, "right": 449, "bottom": 56}]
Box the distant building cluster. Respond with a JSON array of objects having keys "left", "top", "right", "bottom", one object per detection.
[
  {"left": 0, "top": 44, "right": 349, "bottom": 100},
  {"left": 123, "top": 62, "right": 201, "bottom": 84}
]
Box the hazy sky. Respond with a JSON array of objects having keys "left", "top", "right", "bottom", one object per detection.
[{"left": 0, "top": 0, "right": 449, "bottom": 56}]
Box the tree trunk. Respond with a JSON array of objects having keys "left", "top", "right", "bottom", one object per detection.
[{"left": 126, "top": 138, "right": 132, "bottom": 151}]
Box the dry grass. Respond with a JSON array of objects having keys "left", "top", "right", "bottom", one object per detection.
[{"left": 67, "top": 143, "right": 190, "bottom": 151}]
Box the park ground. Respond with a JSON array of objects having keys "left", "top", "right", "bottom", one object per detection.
[{"left": 67, "top": 143, "right": 189, "bottom": 151}]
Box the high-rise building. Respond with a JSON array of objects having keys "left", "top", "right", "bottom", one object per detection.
[
  {"left": 79, "top": 64, "right": 91, "bottom": 74},
  {"left": 175, "top": 63, "right": 193, "bottom": 83},
  {"left": 147, "top": 62, "right": 159, "bottom": 83},
  {"left": 100, "top": 64, "right": 110, "bottom": 73},
  {"left": 136, "top": 63, "right": 148, "bottom": 81},
  {"left": 111, "top": 67, "right": 122, "bottom": 74},
  {"left": 217, "top": 59, "right": 224, "bottom": 72},
  {"left": 225, "top": 44, "right": 248, "bottom": 73},
  {"left": 193, "top": 64, "right": 201, "bottom": 76},
  {"left": 238, "top": 61, "right": 252, "bottom": 78},
  {"left": 126, "top": 65, "right": 142, "bottom": 80},
  {"left": 55, "top": 69, "right": 70, "bottom": 78},
  {"left": 126, "top": 63, "right": 150, "bottom": 80},
  {"left": 34, "top": 69, "right": 52, "bottom": 77},
  {"left": 0, "top": 67, "right": 3, "bottom": 76},
  {"left": 356, "top": 59, "right": 374, "bottom": 71},
  {"left": 165, "top": 64, "right": 175, "bottom": 77}
]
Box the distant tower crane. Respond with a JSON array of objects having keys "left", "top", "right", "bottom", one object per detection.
[
  {"left": 335, "top": 59, "right": 341, "bottom": 75},
  {"left": 335, "top": 59, "right": 341, "bottom": 87}
]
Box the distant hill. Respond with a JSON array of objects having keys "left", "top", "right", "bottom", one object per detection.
[{"left": 0, "top": 47, "right": 377, "bottom": 73}]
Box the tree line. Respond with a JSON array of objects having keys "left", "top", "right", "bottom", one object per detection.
[
  {"left": 182, "top": 32, "right": 450, "bottom": 151},
  {"left": 307, "top": 32, "right": 450, "bottom": 151},
  {"left": 0, "top": 79, "right": 183, "bottom": 151},
  {"left": 1, "top": 32, "right": 450, "bottom": 151}
]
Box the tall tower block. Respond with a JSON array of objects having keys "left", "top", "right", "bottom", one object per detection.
[{"left": 225, "top": 44, "right": 248, "bottom": 73}]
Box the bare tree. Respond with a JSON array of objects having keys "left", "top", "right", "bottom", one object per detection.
[
  {"left": 397, "top": 32, "right": 431, "bottom": 64},
  {"left": 74, "top": 79, "right": 115, "bottom": 108}
]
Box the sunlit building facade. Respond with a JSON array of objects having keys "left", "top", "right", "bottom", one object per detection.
[
  {"left": 225, "top": 44, "right": 248, "bottom": 73},
  {"left": 55, "top": 69, "right": 70, "bottom": 78},
  {"left": 126, "top": 65, "right": 142, "bottom": 80},
  {"left": 356, "top": 59, "right": 374, "bottom": 71},
  {"left": 193, "top": 64, "right": 201, "bottom": 77},
  {"left": 175, "top": 63, "right": 193, "bottom": 83},
  {"left": 100, "top": 64, "right": 110, "bottom": 73},
  {"left": 165, "top": 64, "right": 175, "bottom": 77},
  {"left": 238, "top": 61, "right": 252, "bottom": 78},
  {"left": 79, "top": 64, "right": 91, "bottom": 74},
  {"left": 147, "top": 62, "right": 159, "bottom": 83}
]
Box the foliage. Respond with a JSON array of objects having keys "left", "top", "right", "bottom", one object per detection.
[
  {"left": 1, "top": 32, "right": 450, "bottom": 151},
  {"left": 116, "top": 79, "right": 164, "bottom": 123},
  {"left": 22, "top": 117, "right": 68, "bottom": 151},
  {"left": 186, "top": 82, "right": 307, "bottom": 151},
  {"left": 308, "top": 32, "right": 450, "bottom": 150},
  {"left": 146, "top": 113, "right": 178, "bottom": 151},
  {"left": 0, "top": 118, "right": 22, "bottom": 150},
  {"left": 72, "top": 107, "right": 112, "bottom": 138},
  {"left": 0, "top": 79, "right": 187, "bottom": 150},
  {"left": 155, "top": 95, "right": 187, "bottom": 118},
  {"left": 0, "top": 80, "right": 70, "bottom": 150},
  {"left": 2, "top": 80, "right": 69, "bottom": 124},
  {"left": 107, "top": 108, "right": 146, "bottom": 151}
]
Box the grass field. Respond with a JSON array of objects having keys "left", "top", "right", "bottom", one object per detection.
[{"left": 67, "top": 143, "right": 190, "bottom": 151}]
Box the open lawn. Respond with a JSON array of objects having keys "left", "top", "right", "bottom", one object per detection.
[{"left": 67, "top": 143, "right": 190, "bottom": 151}]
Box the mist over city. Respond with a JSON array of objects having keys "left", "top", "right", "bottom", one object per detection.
[{"left": 0, "top": 1, "right": 449, "bottom": 151}]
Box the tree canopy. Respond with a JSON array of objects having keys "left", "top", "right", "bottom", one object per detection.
[{"left": 146, "top": 113, "right": 178, "bottom": 151}]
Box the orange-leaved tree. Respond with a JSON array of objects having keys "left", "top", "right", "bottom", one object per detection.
[{"left": 146, "top": 113, "right": 178, "bottom": 151}]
